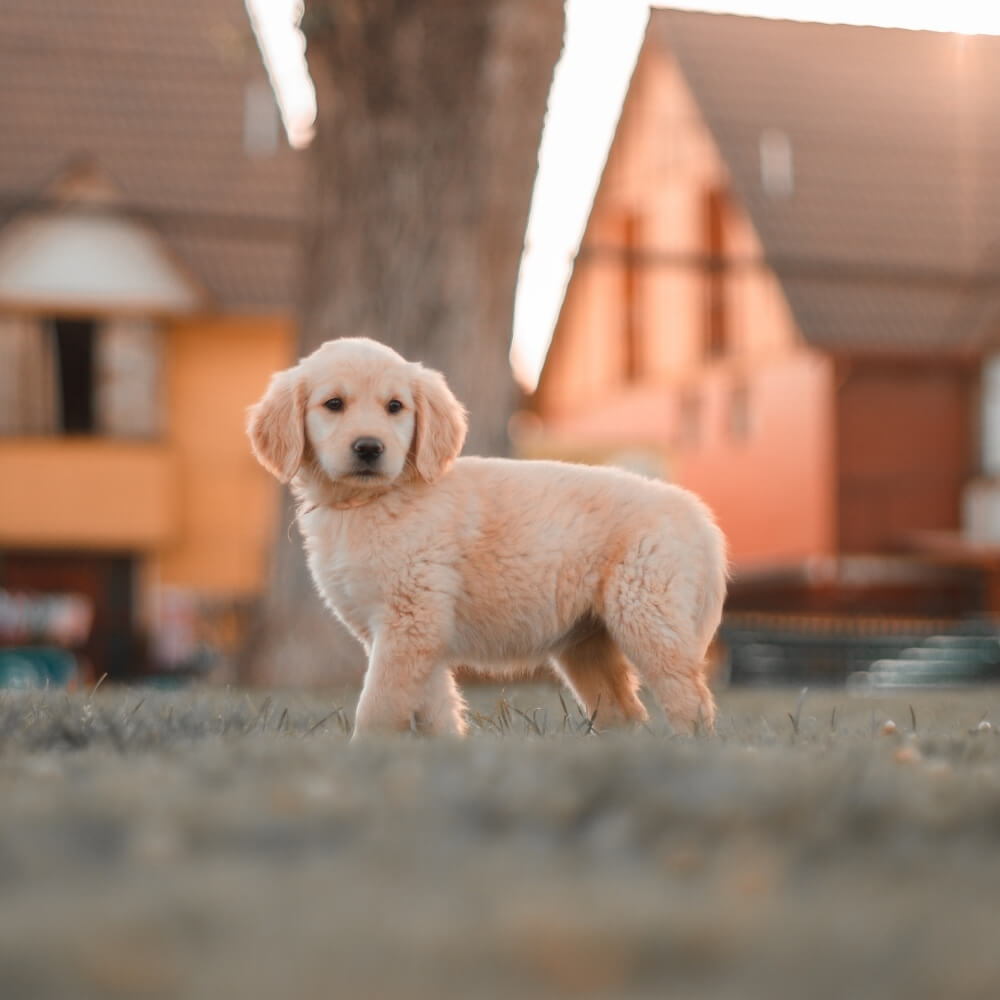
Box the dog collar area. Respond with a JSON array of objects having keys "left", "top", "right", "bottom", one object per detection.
[{"left": 326, "top": 492, "right": 387, "bottom": 511}]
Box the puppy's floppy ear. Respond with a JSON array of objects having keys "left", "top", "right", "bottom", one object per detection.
[
  {"left": 247, "top": 368, "right": 306, "bottom": 483},
  {"left": 411, "top": 364, "right": 468, "bottom": 483}
]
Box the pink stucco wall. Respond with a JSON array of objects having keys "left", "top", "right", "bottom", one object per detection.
[{"left": 530, "top": 34, "right": 835, "bottom": 569}]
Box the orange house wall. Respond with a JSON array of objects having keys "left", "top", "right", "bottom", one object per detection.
[
  {"left": 532, "top": 37, "right": 835, "bottom": 568},
  {"left": 1, "top": 313, "right": 294, "bottom": 628},
  {"left": 156, "top": 315, "right": 293, "bottom": 596},
  {"left": 677, "top": 352, "right": 835, "bottom": 566}
]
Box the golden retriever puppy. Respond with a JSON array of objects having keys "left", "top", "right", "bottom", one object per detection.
[{"left": 248, "top": 338, "right": 727, "bottom": 738}]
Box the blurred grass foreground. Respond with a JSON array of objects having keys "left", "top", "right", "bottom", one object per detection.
[{"left": 1, "top": 682, "right": 998, "bottom": 999}]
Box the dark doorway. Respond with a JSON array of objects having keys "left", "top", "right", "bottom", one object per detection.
[
  {"left": 836, "top": 363, "right": 973, "bottom": 552},
  {"left": 53, "top": 318, "right": 97, "bottom": 433}
]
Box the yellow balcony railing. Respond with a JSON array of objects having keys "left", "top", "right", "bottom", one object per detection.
[{"left": 0, "top": 437, "right": 175, "bottom": 549}]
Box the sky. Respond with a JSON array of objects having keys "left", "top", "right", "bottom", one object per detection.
[{"left": 247, "top": 0, "right": 1000, "bottom": 389}]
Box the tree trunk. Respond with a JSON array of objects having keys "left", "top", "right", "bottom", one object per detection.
[{"left": 245, "top": 1, "right": 564, "bottom": 686}]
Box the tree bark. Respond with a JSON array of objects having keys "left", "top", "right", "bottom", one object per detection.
[{"left": 245, "top": 0, "right": 564, "bottom": 686}]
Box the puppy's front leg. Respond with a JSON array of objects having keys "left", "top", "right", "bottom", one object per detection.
[
  {"left": 416, "top": 668, "right": 468, "bottom": 736},
  {"left": 352, "top": 626, "right": 443, "bottom": 738}
]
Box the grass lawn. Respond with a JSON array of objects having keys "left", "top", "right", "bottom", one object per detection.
[{"left": 1, "top": 682, "right": 999, "bottom": 999}]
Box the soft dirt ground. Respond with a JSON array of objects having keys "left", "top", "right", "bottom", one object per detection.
[{"left": 1, "top": 683, "right": 999, "bottom": 1000}]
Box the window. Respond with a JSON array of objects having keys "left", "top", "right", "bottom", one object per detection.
[
  {"left": 759, "top": 128, "right": 794, "bottom": 199},
  {"left": 728, "top": 380, "right": 751, "bottom": 442},
  {"left": 94, "top": 319, "right": 163, "bottom": 437},
  {"left": 0, "top": 315, "right": 162, "bottom": 437},
  {"left": 678, "top": 389, "right": 701, "bottom": 449},
  {"left": 982, "top": 355, "right": 1000, "bottom": 476},
  {"left": 703, "top": 187, "right": 728, "bottom": 359},
  {"left": 621, "top": 211, "right": 642, "bottom": 382},
  {"left": 53, "top": 318, "right": 97, "bottom": 433}
]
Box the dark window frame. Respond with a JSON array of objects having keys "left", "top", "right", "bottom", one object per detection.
[{"left": 704, "top": 187, "right": 728, "bottom": 359}]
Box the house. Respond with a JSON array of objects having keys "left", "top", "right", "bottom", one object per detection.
[
  {"left": 529, "top": 10, "right": 1000, "bottom": 621},
  {"left": 0, "top": 0, "right": 303, "bottom": 679}
]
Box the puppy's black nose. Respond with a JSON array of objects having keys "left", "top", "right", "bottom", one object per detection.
[{"left": 352, "top": 437, "right": 385, "bottom": 463}]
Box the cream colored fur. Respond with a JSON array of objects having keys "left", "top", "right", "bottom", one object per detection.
[{"left": 248, "top": 338, "right": 727, "bottom": 738}]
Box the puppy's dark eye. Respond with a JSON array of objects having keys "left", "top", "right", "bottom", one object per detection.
[
  {"left": 324, "top": 397, "right": 344, "bottom": 412},
  {"left": 386, "top": 399, "right": 403, "bottom": 414}
]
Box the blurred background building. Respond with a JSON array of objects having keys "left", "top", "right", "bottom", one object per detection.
[
  {"left": 0, "top": 0, "right": 301, "bottom": 681},
  {"left": 523, "top": 12, "right": 1000, "bottom": 677},
  {"left": 4, "top": 1, "right": 1000, "bottom": 688}
]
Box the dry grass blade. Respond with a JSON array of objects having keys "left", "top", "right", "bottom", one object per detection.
[
  {"left": 495, "top": 693, "right": 514, "bottom": 732},
  {"left": 511, "top": 705, "right": 543, "bottom": 737},
  {"left": 253, "top": 696, "right": 272, "bottom": 731},
  {"left": 579, "top": 696, "right": 601, "bottom": 736},
  {"left": 466, "top": 708, "right": 505, "bottom": 735},
  {"left": 788, "top": 687, "right": 808, "bottom": 737},
  {"left": 336, "top": 707, "right": 352, "bottom": 735},
  {"left": 557, "top": 690, "right": 571, "bottom": 733},
  {"left": 305, "top": 710, "right": 339, "bottom": 736},
  {"left": 466, "top": 709, "right": 493, "bottom": 730},
  {"left": 535, "top": 707, "right": 548, "bottom": 736}
]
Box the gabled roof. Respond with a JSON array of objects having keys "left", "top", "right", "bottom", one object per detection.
[
  {"left": 0, "top": 0, "right": 304, "bottom": 313},
  {"left": 653, "top": 10, "right": 1000, "bottom": 356}
]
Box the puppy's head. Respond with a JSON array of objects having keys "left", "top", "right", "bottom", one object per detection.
[{"left": 247, "top": 337, "right": 467, "bottom": 495}]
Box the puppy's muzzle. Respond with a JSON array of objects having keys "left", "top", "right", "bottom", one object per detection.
[{"left": 352, "top": 436, "right": 385, "bottom": 467}]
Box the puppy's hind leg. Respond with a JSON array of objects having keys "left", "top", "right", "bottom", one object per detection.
[
  {"left": 551, "top": 626, "right": 649, "bottom": 728},
  {"left": 603, "top": 610, "right": 716, "bottom": 734},
  {"left": 600, "top": 530, "right": 723, "bottom": 734}
]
